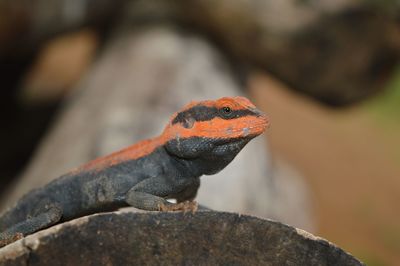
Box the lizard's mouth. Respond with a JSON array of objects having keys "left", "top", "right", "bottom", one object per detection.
[
  {"left": 210, "top": 137, "right": 252, "bottom": 157},
  {"left": 214, "top": 136, "right": 253, "bottom": 148},
  {"left": 216, "top": 135, "right": 254, "bottom": 144}
]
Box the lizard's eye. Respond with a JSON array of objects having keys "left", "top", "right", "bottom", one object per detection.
[
  {"left": 220, "top": 106, "right": 233, "bottom": 118},
  {"left": 222, "top": 106, "right": 231, "bottom": 113}
]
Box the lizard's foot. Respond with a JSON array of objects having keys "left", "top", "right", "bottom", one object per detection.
[
  {"left": 159, "top": 201, "right": 198, "bottom": 213},
  {"left": 0, "top": 232, "right": 24, "bottom": 248}
]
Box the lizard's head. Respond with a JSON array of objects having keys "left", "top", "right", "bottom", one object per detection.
[{"left": 163, "top": 96, "right": 270, "bottom": 169}]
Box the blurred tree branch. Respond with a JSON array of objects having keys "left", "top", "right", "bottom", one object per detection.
[{"left": 2, "top": 0, "right": 400, "bottom": 105}]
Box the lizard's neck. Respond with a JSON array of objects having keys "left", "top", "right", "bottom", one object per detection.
[{"left": 170, "top": 149, "right": 239, "bottom": 177}]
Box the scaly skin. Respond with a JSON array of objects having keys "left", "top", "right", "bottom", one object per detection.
[{"left": 0, "top": 96, "right": 269, "bottom": 247}]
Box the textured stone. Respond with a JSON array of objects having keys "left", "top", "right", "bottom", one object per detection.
[{"left": 0, "top": 211, "right": 364, "bottom": 266}]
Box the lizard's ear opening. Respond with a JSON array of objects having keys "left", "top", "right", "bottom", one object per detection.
[{"left": 182, "top": 115, "right": 195, "bottom": 129}]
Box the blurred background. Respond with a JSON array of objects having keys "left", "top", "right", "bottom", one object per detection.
[{"left": 0, "top": 0, "right": 399, "bottom": 265}]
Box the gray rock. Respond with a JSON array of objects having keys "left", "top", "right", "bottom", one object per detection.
[{"left": 0, "top": 211, "right": 364, "bottom": 266}]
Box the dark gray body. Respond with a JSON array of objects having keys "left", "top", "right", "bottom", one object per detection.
[{"left": 0, "top": 137, "right": 247, "bottom": 240}]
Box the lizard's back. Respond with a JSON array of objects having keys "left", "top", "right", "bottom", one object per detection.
[
  {"left": 0, "top": 135, "right": 171, "bottom": 229},
  {"left": 0, "top": 144, "right": 168, "bottom": 231}
]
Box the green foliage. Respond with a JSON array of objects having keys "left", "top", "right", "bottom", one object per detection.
[
  {"left": 364, "top": 0, "right": 400, "bottom": 15},
  {"left": 365, "top": 66, "right": 400, "bottom": 125},
  {"left": 364, "top": 66, "right": 400, "bottom": 166},
  {"left": 379, "top": 226, "right": 400, "bottom": 254},
  {"left": 357, "top": 252, "right": 387, "bottom": 266}
]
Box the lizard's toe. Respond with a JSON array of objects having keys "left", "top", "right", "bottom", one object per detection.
[
  {"left": 158, "top": 201, "right": 198, "bottom": 213},
  {"left": 182, "top": 201, "right": 198, "bottom": 214}
]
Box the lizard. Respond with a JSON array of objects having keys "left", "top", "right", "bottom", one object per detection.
[{"left": 0, "top": 96, "right": 269, "bottom": 247}]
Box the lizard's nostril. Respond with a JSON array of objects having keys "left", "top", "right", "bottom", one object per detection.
[{"left": 250, "top": 108, "right": 265, "bottom": 117}]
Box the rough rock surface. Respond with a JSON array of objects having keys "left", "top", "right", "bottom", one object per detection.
[{"left": 0, "top": 211, "right": 364, "bottom": 266}]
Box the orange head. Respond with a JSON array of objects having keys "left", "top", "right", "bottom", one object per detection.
[{"left": 163, "top": 96, "right": 270, "bottom": 165}]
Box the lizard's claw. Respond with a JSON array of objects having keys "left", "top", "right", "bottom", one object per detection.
[
  {"left": 180, "top": 200, "right": 198, "bottom": 214},
  {"left": 159, "top": 201, "right": 198, "bottom": 214}
]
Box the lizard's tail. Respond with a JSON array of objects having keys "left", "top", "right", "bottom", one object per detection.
[
  {"left": 0, "top": 208, "right": 26, "bottom": 247},
  {"left": 0, "top": 209, "right": 13, "bottom": 232},
  {"left": 0, "top": 204, "right": 25, "bottom": 233}
]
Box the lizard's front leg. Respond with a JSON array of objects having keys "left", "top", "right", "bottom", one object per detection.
[
  {"left": 124, "top": 177, "right": 198, "bottom": 212},
  {"left": 173, "top": 178, "right": 200, "bottom": 203}
]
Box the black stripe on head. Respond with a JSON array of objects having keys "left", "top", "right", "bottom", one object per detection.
[
  {"left": 172, "top": 105, "right": 256, "bottom": 125},
  {"left": 172, "top": 106, "right": 217, "bottom": 125}
]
